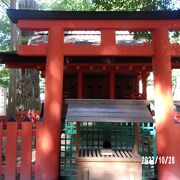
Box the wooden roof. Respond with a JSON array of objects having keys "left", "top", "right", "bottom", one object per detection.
[
  {"left": 7, "top": 9, "right": 180, "bottom": 24},
  {"left": 64, "top": 99, "right": 154, "bottom": 123}
]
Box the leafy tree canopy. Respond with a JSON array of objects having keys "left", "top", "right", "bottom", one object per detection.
[
  {"left": 0, "top": 0, "right": 11, "bottom": 51},
  {"left": 38, "top": 0, "right": 93, "bottom": 10},
  {"left": 37, "top": 0, "right": 176, "bottom": 11},
  {"left": 0, "top": 15, "right": 10, "bottom": 51},
  {"left": 92, "top": 0, "right": 174, "bottom": 11}
]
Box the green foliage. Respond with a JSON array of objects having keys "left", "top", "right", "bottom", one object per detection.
[
  {"left": 0, "top": 0, "right": 10, "bottom": 11},
  {"left": 21, "top": 36, "right": 29, "bottom": 45},
  {"left": 38, "top": 0, "right": 173, "bottom": 11},
  {"left": 170, "top": 31, "right": 180, "bottom": 44},
  {"left": 133, "top": 31, "right": 152, "bottom": 42},
  {"left": 0, "top": 66, "right": 10, "bottom": 87},
  {"left": 92, "top": 0, "right": 172, "bottom": 11},
  {"left": 39, "top": 0, "right": 93, "bottom": 11},
  {"left": 0, "top": 15, "right": 11, "bottom": 51}
]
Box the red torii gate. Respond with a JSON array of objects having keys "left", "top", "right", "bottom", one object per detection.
[{"left": 5, "top": 9, "right": 180, "bottom": 180}]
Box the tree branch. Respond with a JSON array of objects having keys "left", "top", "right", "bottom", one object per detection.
[{"left": 1, "top": 0, "right": 10, "bottom": 8}]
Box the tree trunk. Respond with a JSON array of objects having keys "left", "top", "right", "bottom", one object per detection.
[
  {"left": 16, "top": 69, "right": 40, "bottom": 110},
  {"left": 8, "top": 69, "right": 17, "bottom": 116},
  {"left": 8, "top": 0, "right": 18, "bottom": 117},
  {"left": 8, "top": 0, "right": 40, "bottom": 117}
]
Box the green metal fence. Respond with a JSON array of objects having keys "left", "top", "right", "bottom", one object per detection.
[
  {"left": 139, "top": 123, "right": 157, "bottom": 179},
  {"left": 60, "top": 121, "right": 157, "bottom": 179}
]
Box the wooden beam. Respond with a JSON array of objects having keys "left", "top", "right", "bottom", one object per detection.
[
  {"left": 18, "top": 44, "right": 47, "bottom": 56},
  {"left": 18, "top": 42, "right": 180, "bottom": 57},
  {"left": 18, "top": 43, "right": 153, "bottom": 56},
  {"left": 6, "top": 63, "right": 44, "bottom": 69},
  {"left": 170, "top": 44, "right": 180, "bottom": 57},
  {"left": 18, "top": 19, "right": 180, "bottom": 31},
  {"left": 63, "top": 43, "right": 153, "bottom": 56}
]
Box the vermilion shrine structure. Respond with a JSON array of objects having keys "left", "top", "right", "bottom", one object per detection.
[{"left": 0, "top": 9, "right": 180, "bottom": 180}]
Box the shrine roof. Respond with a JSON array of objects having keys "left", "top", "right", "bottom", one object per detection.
[
  {"left": 1, "top": 52, "right": 180, "bottom": 65},
  {"left": 64, "top": 99, "right": 154, "bottom": 123},
  {"left": 0, "top": 52, "right": 45, "bottom": 64},
  {"left": 7, "top": 9, "right": 180, "bottom": 24}
]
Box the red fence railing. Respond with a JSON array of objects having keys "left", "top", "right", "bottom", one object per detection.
[
  {"left": 0, "top": 110, "right": 40, "bottom": 125},
  {"left": 0, "top": 120, "right": 38, "bottom": 179}
]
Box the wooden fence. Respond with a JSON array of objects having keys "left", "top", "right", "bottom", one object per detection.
[
  {"left": 0, "top": 110, "right": 39, "bottom": 125},
  {"left": 0, "top": 116, "right": 39, "bottom": 180}
]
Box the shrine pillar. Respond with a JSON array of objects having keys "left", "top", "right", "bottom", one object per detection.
[
  {"left": 152, "top": 27, "right": 175, "bottom": 179},
  {"left": 110, "top": 71, "right": 115, "bottom": 99},
  {"left": 78, "top": 71, "right": 83, "bottom": 98},
  {"left": 142, "top": 71, "right": 148, "bottom": 99},
  {"left": 36, "top": 27, "right": 64, "bottom": 180}
]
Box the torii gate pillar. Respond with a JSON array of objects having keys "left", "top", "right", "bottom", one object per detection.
[
  {"left": 152, "top": 27, "right": 175, "bottom": 180},
  {"left": 36, "top": 27, "right": 64, "bottom": 180}
]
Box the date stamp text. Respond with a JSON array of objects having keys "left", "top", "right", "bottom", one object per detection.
[{"left": 142, "top": 156, "right": 175, "bottom": 165}]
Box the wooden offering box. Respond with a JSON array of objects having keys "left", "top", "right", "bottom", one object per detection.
[
  {"left": 64, "top": 99, "right": 154, "bottom": 180},
  {"left": 77, "top": 149, "right": 142, "bottom": 180}
]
